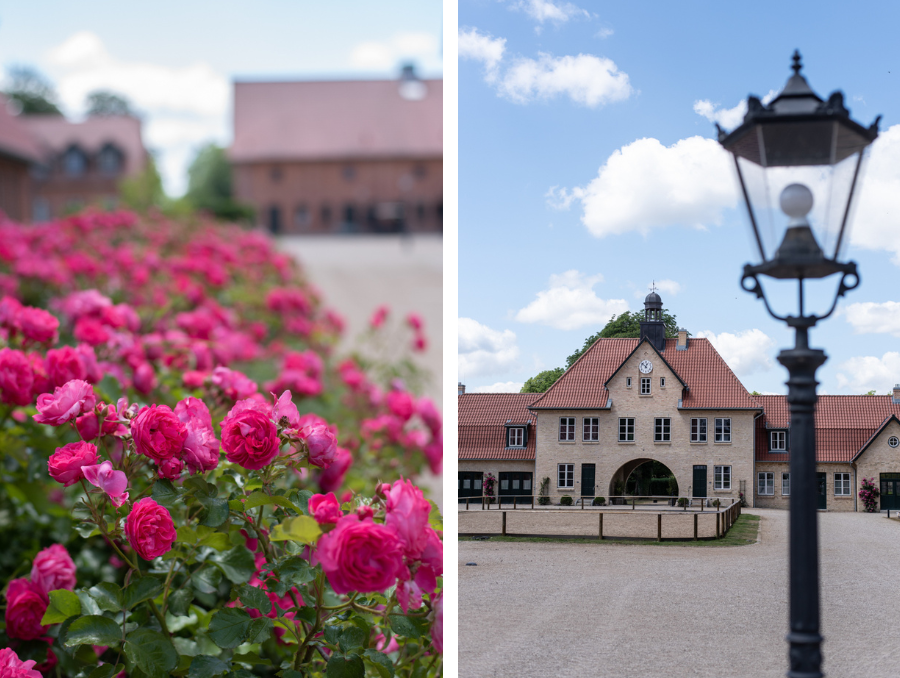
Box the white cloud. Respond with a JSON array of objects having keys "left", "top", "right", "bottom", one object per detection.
[
  {"left": 695, "top": 329, "right": 776, "bottom": 377},
  {"left": 692, "top": 90, "right": 777, "bottom": 130},
  {"left": 507, "top": 0, "right": 590, "bottom": 26},
  {"left": 841, "top": 301, "right": 900, "bottom": 337},
  {"left": 349, "top": 32, "right": 441, "bottom": 72},
  {"left": 836, "top": 352, "right": 900, "bottom": 394},
  {"left": 849, "top": 124, "right": 900, "bottom": 264},
  {"left": 548, "top": 135, "right": 736, "bottom": 237},
  {"left": 515, "top": 270, "right": 629, "bottom": 330},
  {"left": 472, "top": 381, "right": 525, "bottom": 393},
  {"left": 595, "top": 27, "right": 614, "bottom": 38},
  {"left": 458, "top": 28, "right": 507, "bottom": 81},
  {"left": 499, "top": 52, "right": 631, "bottom": 107},
  {"left": 458, "top": 318, "right": 520, "bottom": 378},
  {"left": 44, "top": 31, "right": 228, "bottom": 196}
]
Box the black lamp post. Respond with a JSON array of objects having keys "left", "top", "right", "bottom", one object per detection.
[{"left": 718, "top": 52, "right": 880, "bottom": 678}]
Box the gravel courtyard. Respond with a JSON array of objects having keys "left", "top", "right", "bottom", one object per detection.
[{"left": 458, "top": 509, "right": 900, "bottom": 677}]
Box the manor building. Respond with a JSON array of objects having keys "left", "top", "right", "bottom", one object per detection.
[{"left": 459, "top": 292, "right": 900, "bottom": 511}]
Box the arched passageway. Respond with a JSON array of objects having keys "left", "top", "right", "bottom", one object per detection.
[{"left": 608, "top": 459, "right": 679, "bottom": 498}]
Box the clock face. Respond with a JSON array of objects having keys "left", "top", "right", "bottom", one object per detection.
[{"left": 639, "top": 360, "right": 653, "bottom": 374}]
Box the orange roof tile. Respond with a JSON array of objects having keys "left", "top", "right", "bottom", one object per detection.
[
  {"left": 0, "top": 95, "right": 41, "bottom": 162},
  {"left": 458, "top": 393, "right": 539, "bottom": 460}
]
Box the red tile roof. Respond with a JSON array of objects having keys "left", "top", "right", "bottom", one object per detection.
[
  {"left": 458, "top": 393, "right": 539, "bottom": 460},
  {"left": 755, "top": 395, "right": 900, "bottom": 462},
  {"left": 230, "top": 79, "right": 442, "bottom": 163},
  {"left": 0, "top": 95, "right": 41, "bottom": 162},
  {"left": 530, "top": 337, "right": 760, "bottom": 410},
  {"left": 22, "top": 115, "right": 146, "bottom": 175}
]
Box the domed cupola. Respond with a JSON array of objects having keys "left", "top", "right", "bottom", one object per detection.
[{"left": 640, "top": 282, "right": 666, "bottom": 351}]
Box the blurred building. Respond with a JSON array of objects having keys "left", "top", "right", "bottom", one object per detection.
[
  {"left": 230, "top": 66, "right": 442, "bottom": 235},
  {"left": 0, "top": 95, "right": 41, "bottom": 221},
  {"left": 22, "top": 115, "right": 146, "bottom": 221}
]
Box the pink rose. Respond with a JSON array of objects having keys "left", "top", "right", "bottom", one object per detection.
[
  {"left": 386, "top": 390, "right": 415, "bottom": 421},
  {"left": 369, "top": 305, "right": 389, "bottom": 329},
  {"left": 183, "top": 370, "right": 208, "bottom": 389},
  {"left": 82, "top": 461, "right": 129, "bottom": 507},
  {"left": 48, "top": 442, "right": 99, "bottom": 487},
  {"left": 424, "top": 439, "right": 442, "bottom": 475},
  {"left": 175, "top": 397, "right": 220, "bottom": 474},
  {"left": 406, "top": 312, "right": 423, "bottom": 331},
  {"left": 0, "top": 348, "right": 33, "bottom": 406},
  {"left": 132, "top": 405, "right": 187, "bottom": 463},
  {"left": 132, "top": 362, "right": 157, "bottom": 395},
  {"left": 0, "top": 296, "right": 23, "bottom": 330},
  {"left": 318, "top": 447, "right": 353, "bottom": 493},
  {"left": 45, "top": 346, "right": 87, "bottom": 387},
  {"left": 308, "top": 493, "right": 344, "bottom": 524},
  {"left": 30, "top": 544, "right": 77, "bottom": 596},
  {"left": 431, "top": 592, "right": 443, "bottom": 654},
  {"left": 125, "top": 498, "right": 176, "bottom": 560},
  {"left": 317, "top": 515, "right": 405, "bottom": 594},
  {"left": 72, "top": 317, "right": 110, "bottom": 346},
  {"left": 273, "top": 390, "right": 300, "bottom": 430},
  {"left": 4, "top": 578, "right": 47, "bottom": 640},
  {"left": 417, "top": 397, "right": 442, "bottom": 435},
  {"left": 33, "top": 379, "right": 96, "bottom": 426},
  {"left": 157, "top": 456, "right": 185, "bottom": 480},
  {"left": 211, "top": 366, "right": 258, "bottom": 401},
  {"left": 221, "top": 407, "right": 279, "bottom": 470},
  {"left": 384, "top": 479, "right": 431, "bottom": 558},
  {"left": 75, "top": 344, "right": 101, "bottom": 383},
  {"left": 17, "top": 306, "right": 59, "bottom": 344},
  {"left": 300, "top": 423, "right": 337, "bottom": 469},
  {"left": 0, "top": 647, "right": 43, "bottom": 678}
]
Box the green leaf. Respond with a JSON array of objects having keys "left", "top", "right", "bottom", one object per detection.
[
  {"left": 363, "top": 649, "right": 395, "bottom": 678},
  {"left": 192, "top": 566, "right": 223, "bottom": 594},
  {"left": 198, "top": 531, "right": 231, "bottom": 551},
  {"left": 324, "top": 624, "right": 341, "bottom": 646},
  {"left": 124, "top": 576, "right": 164, "bottom": 609},
  {"left": 152, "top": 479, "right": 180, "bottom": 508},
  {"left": 237, "top": 584, "right": 273, "bottom": 615},
  {"left": 63, "top": 615, "right": 121, "bottom": 647},
  {"left": 124, "top": 629, "right": 179, "bottom": 678},
  {"left": 168, "top": 589, "right": 194, "bottom": 617},
  {"left": 199, "top": 496, "right": 230, "bottom": 527},
  {"left": 188, "top": 655, "right": 229, "bottom": 678},
  {"left": 233, "top": 650, "right": 272, "bottom": 666},
  {"left": 291, "top": 489, "right": 314, "bottom": 515},
  {"left": 211, "top": 546, "right": 256, "bottom": 584},
  {"left": 427, "top": 500, "right": 443, "bottom": 532},
  {"left": 41, "top": 589, "right": 82, "bottom": 624},
  {"left": 339, "top": 625, "right": 367, "bottom": 653},
  {"left": 326, "top": 653, "right": 365, "bottom": 678},
  {"left": 241, "top": 490, "right": 300, "bottom": 512},
  {"left": 388, "top": 614, "right": 426, "bottom": 639},
  {"left": 77, "top": 589, "right": 103, "bottom": 616},
  {"left": 208, "top": 607, "right": 252, "bottom": 649},
  {"left": 88, "top": 664, "right": 123, "bottom": 678},
  {"left": 246, "top": 616, "right": 273, "bottom": 644},
  {"left": 277, "top": 556, "right": 315, "bottom": 588},
  {"left": 177, "top": 525, "right": 199, "bottom": 544},
  {"left": 269, "top": 516, "right": 321, "bottom": 544},
  {"left": 183, "top": 475, "right": 212, "bottom": 497}
]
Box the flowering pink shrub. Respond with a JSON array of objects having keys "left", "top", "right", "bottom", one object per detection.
[
  {"left": 858, "top": 477, "right": 880, "bottom": 512},
  {"left": 0, "top": 210, "right": 441, "bottom": 675}
]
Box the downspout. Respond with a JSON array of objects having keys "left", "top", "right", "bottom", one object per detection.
[
  {"left": 753, "top": 410, "right": 765, "bottom": 509},
  {"left": 851, "top": 460, "right": 857, "bottom": 512}
]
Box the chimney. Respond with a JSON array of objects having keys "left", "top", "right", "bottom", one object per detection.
[
  {"left": 458, "top": 382, "right": 466, "bottom": 395},
  {"left": 676, "top": 327, "right": 689, "bottom": 351},
  {"left": 399, "top": 63, "right": 427, "bottom": 101},
  {"left": 893, "top": 384, "right": 900, "bottom": 404}
]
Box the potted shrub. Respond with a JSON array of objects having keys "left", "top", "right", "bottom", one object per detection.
[
  {"left": 538, "top": 477, "right": 551, "bottom": 505},
  {"left": 483, "top": 473, "right": 497, "bottom": 504},
  {"left": 592, "top": 497, "right": 606, "bottom": 506},
  {"left": 712, "top": 498, "right": 721, "bottom": 508},
  {"left": 560, "top": 495, "right": 573, "bottom": 506},
  {"left": 859, "top": 477, "right": 880, "bottom": 512},
  {"left": 677, "top": 497, "right": 688, "bottom": 508}
]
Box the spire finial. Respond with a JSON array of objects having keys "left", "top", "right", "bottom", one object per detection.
[
  {"left": 791, "top": 50, "right": 802, "bottom": 75},
  {"left": 650, "top": 280, "right": 658, "bottom": 294}
]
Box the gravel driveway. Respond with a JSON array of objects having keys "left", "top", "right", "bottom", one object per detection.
[{"left": 458, "top": 509, "right": 900, "bottom": 677}]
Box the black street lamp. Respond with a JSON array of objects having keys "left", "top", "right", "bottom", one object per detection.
[{"left": 717, "top": 52, "right": 880, "bottom": 678}]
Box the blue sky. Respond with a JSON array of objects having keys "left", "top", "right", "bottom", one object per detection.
[
  {"left": 458, "top": 0, "right": 900, "bottom": 397},
  {"left": 0, "top": 1, "right": 442, "bottom": 195}
]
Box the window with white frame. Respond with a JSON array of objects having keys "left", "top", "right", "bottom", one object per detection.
[
  {"left": 714, "top": 465, "right": 731, "bottom": 490},
  {"left": 889, "top": 436, "right": 899, "bottom": 448},
  {"left": 618, "top": 417, "right": 635, "bottom": 442},
  {"left": 715, "top": 418, "right": 732, "bottom": 443},
  {"left": 640, "top": 377, "right": 651, "bottom": 395},
  {"left": 782, "top": 473, "right": 790, "bottom": 496},
  {"left": 559, "top": 417, "right": 575, "bottom": 441},
  {"left": 558, "top": 464, "right": 574, "bottom": 488},
  {"left": 834, "top": 472, "right": 851, "bottom": 496},
  {"left": 654, "top": 417, "right": 671, "bottom": 442},
  {"left": 660, "top": 377, "right": 666, "bottom": 388},
  {"left": 583, "top": 417, "right": 599, "bottom": 442},
  {"left": 626, "top": 377, "right": 632, "bottom": 388},
  {"left": 508, "top": 427, "right": 524, "bottom": 447},
  {"left": 770, "top": 430, "right": 787, "bottom": 451},
  {"left": 758, "top": 472, "right": 774, "bottom": 495},
  {"left": 690, "top": 417, "right": 707, "bottom": 443}
]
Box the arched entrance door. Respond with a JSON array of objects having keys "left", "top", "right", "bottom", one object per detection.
[{"left": 608, "top": 459, "right": 679, "bottom": 505}]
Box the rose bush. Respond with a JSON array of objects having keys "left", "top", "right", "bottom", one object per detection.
[{"left": 0, "top": 210, "right": 442, "bottom": 677}]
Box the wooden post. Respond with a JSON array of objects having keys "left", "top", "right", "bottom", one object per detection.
[
  {"left": 693, "top": 513, "right": 698, "bottom": 541},
  {"left": 502, "top": 511, "right": 506, "bottom": 536},
  {"left": 599, "top": 512, "right": 604, "bottom": 540},
  {"left": 581, "top": 495, "right": 585, "bottom": 510},
  {"left": 514, "top": 495, "right": 517, "bottom": 510},
  {"left": 632, "top": 497, "right": 635, "bottom": 511},
  {"left": 532, "top": 494, "right": 535, "bottom": 509},
  {"left": 466, "top": 498, "right": 469, "bottom": 510},
  {"left": 657, "top": 513, "right": 662, "bottom": 542}
]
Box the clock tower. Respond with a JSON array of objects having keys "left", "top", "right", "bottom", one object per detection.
[{"left": 640, "top": 283, "right": 666, "bottom": 352}]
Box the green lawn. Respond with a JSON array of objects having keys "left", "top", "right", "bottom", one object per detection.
[{"left": 459, "top": 514, "right": 761, "bottom": 547}]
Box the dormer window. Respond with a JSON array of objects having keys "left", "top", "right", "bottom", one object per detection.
[
  {"left": 508, "top": 427, "right": 524, "bottom": 447},
  {"left": 97, "top": 144, "right": 123, "bottom": 175},
  {"left": 770, "top": 430, "right": 787, "bottom": 451},
  {"left": 63, "top": 146, "right": 87, "bottom": 177}
]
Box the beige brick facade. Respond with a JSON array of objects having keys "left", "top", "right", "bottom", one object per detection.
[
  {"left": 854, "top": 418, "right": 900, "bottom": 511},
  {"left": 754, "top": 461, "right": 856, "bottom": 511}
]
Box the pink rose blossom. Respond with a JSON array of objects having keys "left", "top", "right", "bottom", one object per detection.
[
  {"left": 30, "top": 544, "right": 77, "bottom": 596},
  {"left": 406, "top": 312, "right": 423, "bottom": 331},
  {"left": 221, "top": 407, "right": 279, "bottom": 470},
  {"left": 317, "top": 515, "right": 405, "bottom": 594},
  {"left": 369, "top": 305, "right": 389, "bottom": 329},
  {"left": 318, "top": 447, "right": 353, "bottom": 493},
  {"left": 273, "top": 390, "right": 300, "bottom": 430},
  {"left": 132, "top": 362, "right": 157, "bottom": 395},
  {"left": 0, "top": 647, "right": 43, "bottom": 678},
  {"left": 412, "top": 333, "right": 427, "bottom": 352},
  {"left": 82, "top": 461, "right": 129, "bottom": 507},
  {"left": 417, "top": 397, "right": 442, "bottom": 435},
  {"left": 384, "top": 479, "right": 431, "bottom": 558},
  {"left": 33, "top": 379, "right": 96, "bottom": 426},
  {"left": 125, "top": 498, "right": 177, "bottom": 560},
  {"left": 45, "top": 346, "right": 87, "bottom": 387},
  {"left": 132, "top": 405, "right": 187, "bottom": 463},
  {"left": 308, "top": 492, "right": 344, "bottom": 524},
  {"left": 157, "top": 456, "right": 185, "bottom": 480},
  {"left": 424, "top": 439, "right": 442, "bottom": 475},
  {"left": 175, "top": 397, "right": 220, "bottom": 474},
  {"left": 48, "top": 442, "right": 99, "bottom": 487},
  {"left": 183, "top": 370, "right": 208, "bottom": 389},
  {"left": 386, "top": 390, "right": 415, "bottom": 421},
  {"left": 17, "top": 306, "right": 58, "bottom": 344},
  {"left": 4, "top": 578, "right": 47, "bottom": 640},
  {"left": 431, "top": 592, "right": 443, "bottom": 654},
  {"left": 0, "top": 348, "right": 33, "bottom": 406},
  {"left": 73, "top": 317, "right": 111, "bottom": 346},
  {"left": 0, "top": 296, "right": 23, "bottom": 330},
  {"left": 300, "top": 423, "right": 337, "bottom": 469},
  {"left": 211, "top": 366, "right": 258, "bottom": 401}
]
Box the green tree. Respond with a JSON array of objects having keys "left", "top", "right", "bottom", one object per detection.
[
  {"left": 3, "top": 65, "right": 62, "bottom": 114},
  {"left": 520, "top": 367, "right": 565, "bottom": 393},
  {"left": 119, "top": 153, "right": 166, "bottom": 212},
  {"left": 85, "top": 90, "right": 134, "bottom": 116},
  {"left": 186, "top": 143, "right": 255, "bottom": 223}
]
